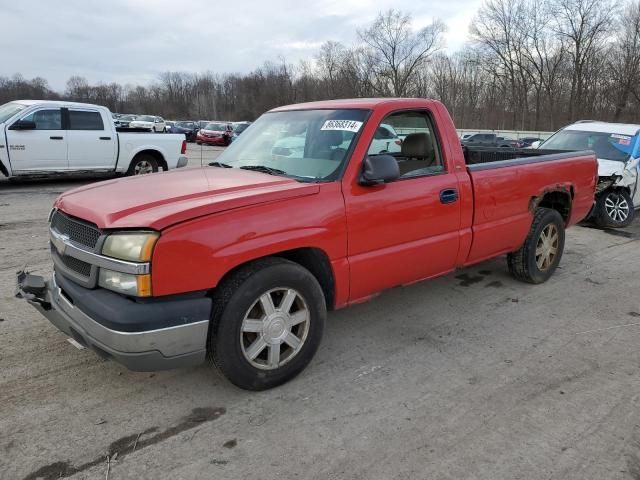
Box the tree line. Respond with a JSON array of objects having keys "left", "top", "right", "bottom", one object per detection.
[{"left": 1, "top": 0, "right": 638, "bottom": 131}]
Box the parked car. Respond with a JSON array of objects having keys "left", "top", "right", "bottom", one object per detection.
[
  {"left": 230, "top": 121, "right": 252, "bottom": 141},
  {"left": 196, "top": 122, "right": 233, "bottom": 146},
  {"left": 130, "top": 115, "right": 166, "bottom": 133},
  {"left": 369, "top": 123, "right": 403, "bottom": 153},
  {"left": 117, "top": 114, "right": 137, "bottom": 128},
  {"left": 462, "top": 133, "right": 524, "bottom": 148},
  {"left": 165, "top": 121, "right": 175, "bottom": 132},
  {"left": 170, "top": 121, "right": 199, "bottom": 142},
  {"left": 0, "top": 100, "right": 188, "bottom": 178},
  {"left": 538, "top": 121, "right": 640, "bottom": 228},
  {"left": 519, "top": 136, "right": 543, "bottom": 147},
  {"left": 16, "top": 98, "right": 597, "bottom": 390}
]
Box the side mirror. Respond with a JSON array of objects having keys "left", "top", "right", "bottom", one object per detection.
[
  {"left": 10, "top": 120, "right": 36, "bottom": 130},
  {"left": 359, "top": 154, "right": 400, "bottom": 186}
]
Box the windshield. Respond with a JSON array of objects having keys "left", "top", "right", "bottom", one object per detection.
[
  {"left": 177, "top": 121, "right": 194, "bottom": 128},
  {"left": 137, "top": 115, "right": 155, "bottom": 122},
  {"left": 234, "top": 123, "right": 249, "bottom": 133},
  {"left": 121, "top": 115, "right": 136, "bottom": 121},
  {"left": 542, "top": 129, "right": 631, "bottom": 162},
  {"left": 205, "top": 123, "right": 227, "bottom": 131},
  {"left": 213, "top": 109, "right": 369, "bottom": 182},
  {"left": 0, "top": 102, "right": 27, "bottom": 124}
]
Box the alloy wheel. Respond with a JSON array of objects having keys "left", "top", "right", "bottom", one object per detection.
[
  {"left": 240, "top": 288, "right": 310, "bottom": 370},
  {"left": 535, "top": 223, "right": 559, "bottom": 271}
]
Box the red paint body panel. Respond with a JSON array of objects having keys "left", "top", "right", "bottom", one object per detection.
[
  {"left": 151, "top": 182, "right": 348, "bottom": 297},
  {"left": 52, "top": 98, "right": 598, "bottom": 306}
]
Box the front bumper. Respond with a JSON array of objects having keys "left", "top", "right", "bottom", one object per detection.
[
  {"left": 197, "top": 135, "right": 226, "bottom": 145},
  {"left": 16, "top": 271, "right": 210, "bottom": 371}
]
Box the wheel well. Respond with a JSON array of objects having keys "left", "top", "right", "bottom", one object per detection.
[
  {"left": 132, "top": 150, "right": 167, "bottom": 171},
  {"left": 536, "top": 189, "right": 572, "bottom": 221},
  {"left": 216, "top": 248, "right": 336, "bottom": 310}
]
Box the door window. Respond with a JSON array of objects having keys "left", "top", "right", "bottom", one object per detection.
[
  {"left": 368, "top": 111, "right": 445, "bottom": 178},
  {"left": 21, "top": 109, "right": 62, "bottom": 130},
  {"left": 68, "top": 110, "right": 104, "bottom": 130}
]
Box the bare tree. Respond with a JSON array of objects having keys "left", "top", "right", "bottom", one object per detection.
[
  {"left": 552, "top": 0, "right": 615, "bottom": 121},
  {"left": 359, "top": 10, "right": 446, "bottom": 96},
  {"left": 608, "top": 0, "right": 640, "bottom": 120}
]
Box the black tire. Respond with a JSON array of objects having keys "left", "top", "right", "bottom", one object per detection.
[
  {"left": 593, "top": 189, "right": 634, "bottom": 228},
  {"left": 209, "top": 258, "right": 326, "bottom": 390},
  {"left": 126, "top": 154, "right": 159, "bottom": 176},
  {"left": 507, "top": 207, "right": 565, "bottom": 284}
]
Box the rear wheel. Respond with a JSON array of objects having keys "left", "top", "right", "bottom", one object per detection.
[
  {"left": 507, "top": 207, "right": 565, "bottom": 284},
  {"left": 127, "top": 154, "right": 159, "bottom": 176},
  {"left": 209, "top": 258, "right": 326, "bottom": 390},
  {"left": 593, "top": 189, "right": 634, "bottom": 228}
]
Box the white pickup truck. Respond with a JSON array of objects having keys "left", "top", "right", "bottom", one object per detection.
[{"left": 0, "top": 100, "right": 188, "bottom": 179}]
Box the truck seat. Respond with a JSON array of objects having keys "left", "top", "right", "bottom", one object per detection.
[{"left": 398, "top": 133, "right": 436, "bottom": 176}]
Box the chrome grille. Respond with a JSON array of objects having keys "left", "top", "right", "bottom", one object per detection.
[
  {"left": 51, "top": 210, "right": 101, "bottom": 250},
  {"left": 52, "top": 247, "right": 92, "bottom": 277}
]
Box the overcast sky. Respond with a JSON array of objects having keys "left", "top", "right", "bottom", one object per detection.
[{"left": 1, "top": 0, "right": 483, "bottom": 91}]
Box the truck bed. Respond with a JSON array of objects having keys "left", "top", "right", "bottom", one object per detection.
[
  {"left": 463, "top": 146, "right": 570, "bottom": 166},
  {"left": 461, "top": 146, "right": 597, "bottom": 265}
]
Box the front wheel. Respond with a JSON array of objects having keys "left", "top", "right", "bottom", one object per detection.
[
  {"left": 593, "top": 189, "right": 634, "bottom": 228},
  {"left": 209, "top": 258, "right": 326, "bottom": 390},
  {"left": 507, "top": 207, "right": 565, "bottom": 284}
]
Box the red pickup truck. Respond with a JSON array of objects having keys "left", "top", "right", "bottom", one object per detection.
[{"left": 17, "top": 98, "right": 597, "bottom": 390}]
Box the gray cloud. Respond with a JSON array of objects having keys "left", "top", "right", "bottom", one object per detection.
[{"left": 0, "top": 0, "right": 482, "bottom": 90}]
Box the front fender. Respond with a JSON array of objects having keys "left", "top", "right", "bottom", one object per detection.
[{"left": 149, "top": 184, "right": 348, "bottom": 297}]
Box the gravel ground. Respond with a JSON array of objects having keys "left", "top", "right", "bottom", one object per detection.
[{"left": 1, "top": 145, "right": 640, "bottom": 480}]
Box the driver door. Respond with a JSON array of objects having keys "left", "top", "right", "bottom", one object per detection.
[
  {"left": 6, "top": 108, "right": 68, "bottom": 172},
  {"left": 344, "top": 109, "right": 462, "bottom": 301}
]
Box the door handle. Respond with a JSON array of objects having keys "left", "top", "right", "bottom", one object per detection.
[
  {"left": 50, "top": 136, "right": 63, "bottom": 140},
  {"left": 99, "top": 136, "right": 111, "bottom": 140},
  {"left": 439, "top": 188, "right": 458, "bottom": 204}
]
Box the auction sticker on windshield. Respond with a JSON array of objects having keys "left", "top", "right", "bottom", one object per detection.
[
  {"left": 321, "top": 120, "right": 363, "bottom": 133},
  {"left": 611, "top": 134, "right": 632, "bottom": 145}
]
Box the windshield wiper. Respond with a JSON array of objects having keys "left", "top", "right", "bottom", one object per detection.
[
  {"left": 239, "top": 165, "right": 287, "bottom": 176},
  {"left": 208, "top": 161, "right": 233, "bottom": 168}
]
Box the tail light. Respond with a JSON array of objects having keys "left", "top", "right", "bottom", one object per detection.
[
  {"left": 181, "top": 140, "right": 187, "bottom": 154},
  {"left": 395, "top": 139, "right": 402, "bottom": 146}
]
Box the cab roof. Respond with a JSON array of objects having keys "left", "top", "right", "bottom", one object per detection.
[
  {"left": 12, "top": 99, "right": 108, "bottom": 110},
  {"left": 564, "top": 121, "right": 640, "bottom": 136},
  {"left": 269, "top": 98, "right": 436, "bottom": 112}
]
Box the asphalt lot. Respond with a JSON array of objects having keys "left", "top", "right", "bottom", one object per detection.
[{"left": 2, "top": 145, "right": 640, "bottom": 479}]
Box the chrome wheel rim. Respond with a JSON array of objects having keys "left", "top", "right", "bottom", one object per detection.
[
  {"left": 535, "top": 224, "right": 559, "bottom": 271},
  {"left": 134, "top": 160, "right": 154, "bottom": 175},
  {"left": 605, "top": 193, "right": 629, "bottom": 222},
  {"left": 240, "top": 288, "right": 310, "bottom": 370}
]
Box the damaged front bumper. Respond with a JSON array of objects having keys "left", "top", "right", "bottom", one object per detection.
[{"left": 16, "top": 271, "right": 210, "bottom": 371}]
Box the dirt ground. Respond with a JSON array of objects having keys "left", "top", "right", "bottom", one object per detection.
[{"left": 2, "top": 146, "right": 640, "bottom": 479}]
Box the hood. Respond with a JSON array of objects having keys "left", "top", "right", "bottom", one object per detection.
[
  {"left": 597, "top": 158, "right": 626, "bottom": 177},
  {"left": 131, "top": 120, "right": 153, "bottom": 126},
  {"left": 55, "top": 168, "right": 320, "bottom": 230}
]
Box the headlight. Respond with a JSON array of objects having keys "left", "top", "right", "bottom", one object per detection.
[
  {"left": 99, "top": 269, "right": 152, "bottom": 297},
  {"left": 102, "top": 232, "right": 159, "bottom": 262}
]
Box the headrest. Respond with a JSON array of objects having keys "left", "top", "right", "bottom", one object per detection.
[{"left": 401, "top": 133, "right": 433, "bottom": 158}]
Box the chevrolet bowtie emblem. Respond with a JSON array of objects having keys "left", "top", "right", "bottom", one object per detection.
[{"left": 52, "top": 233, "right": 69, "bottom": 255}]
